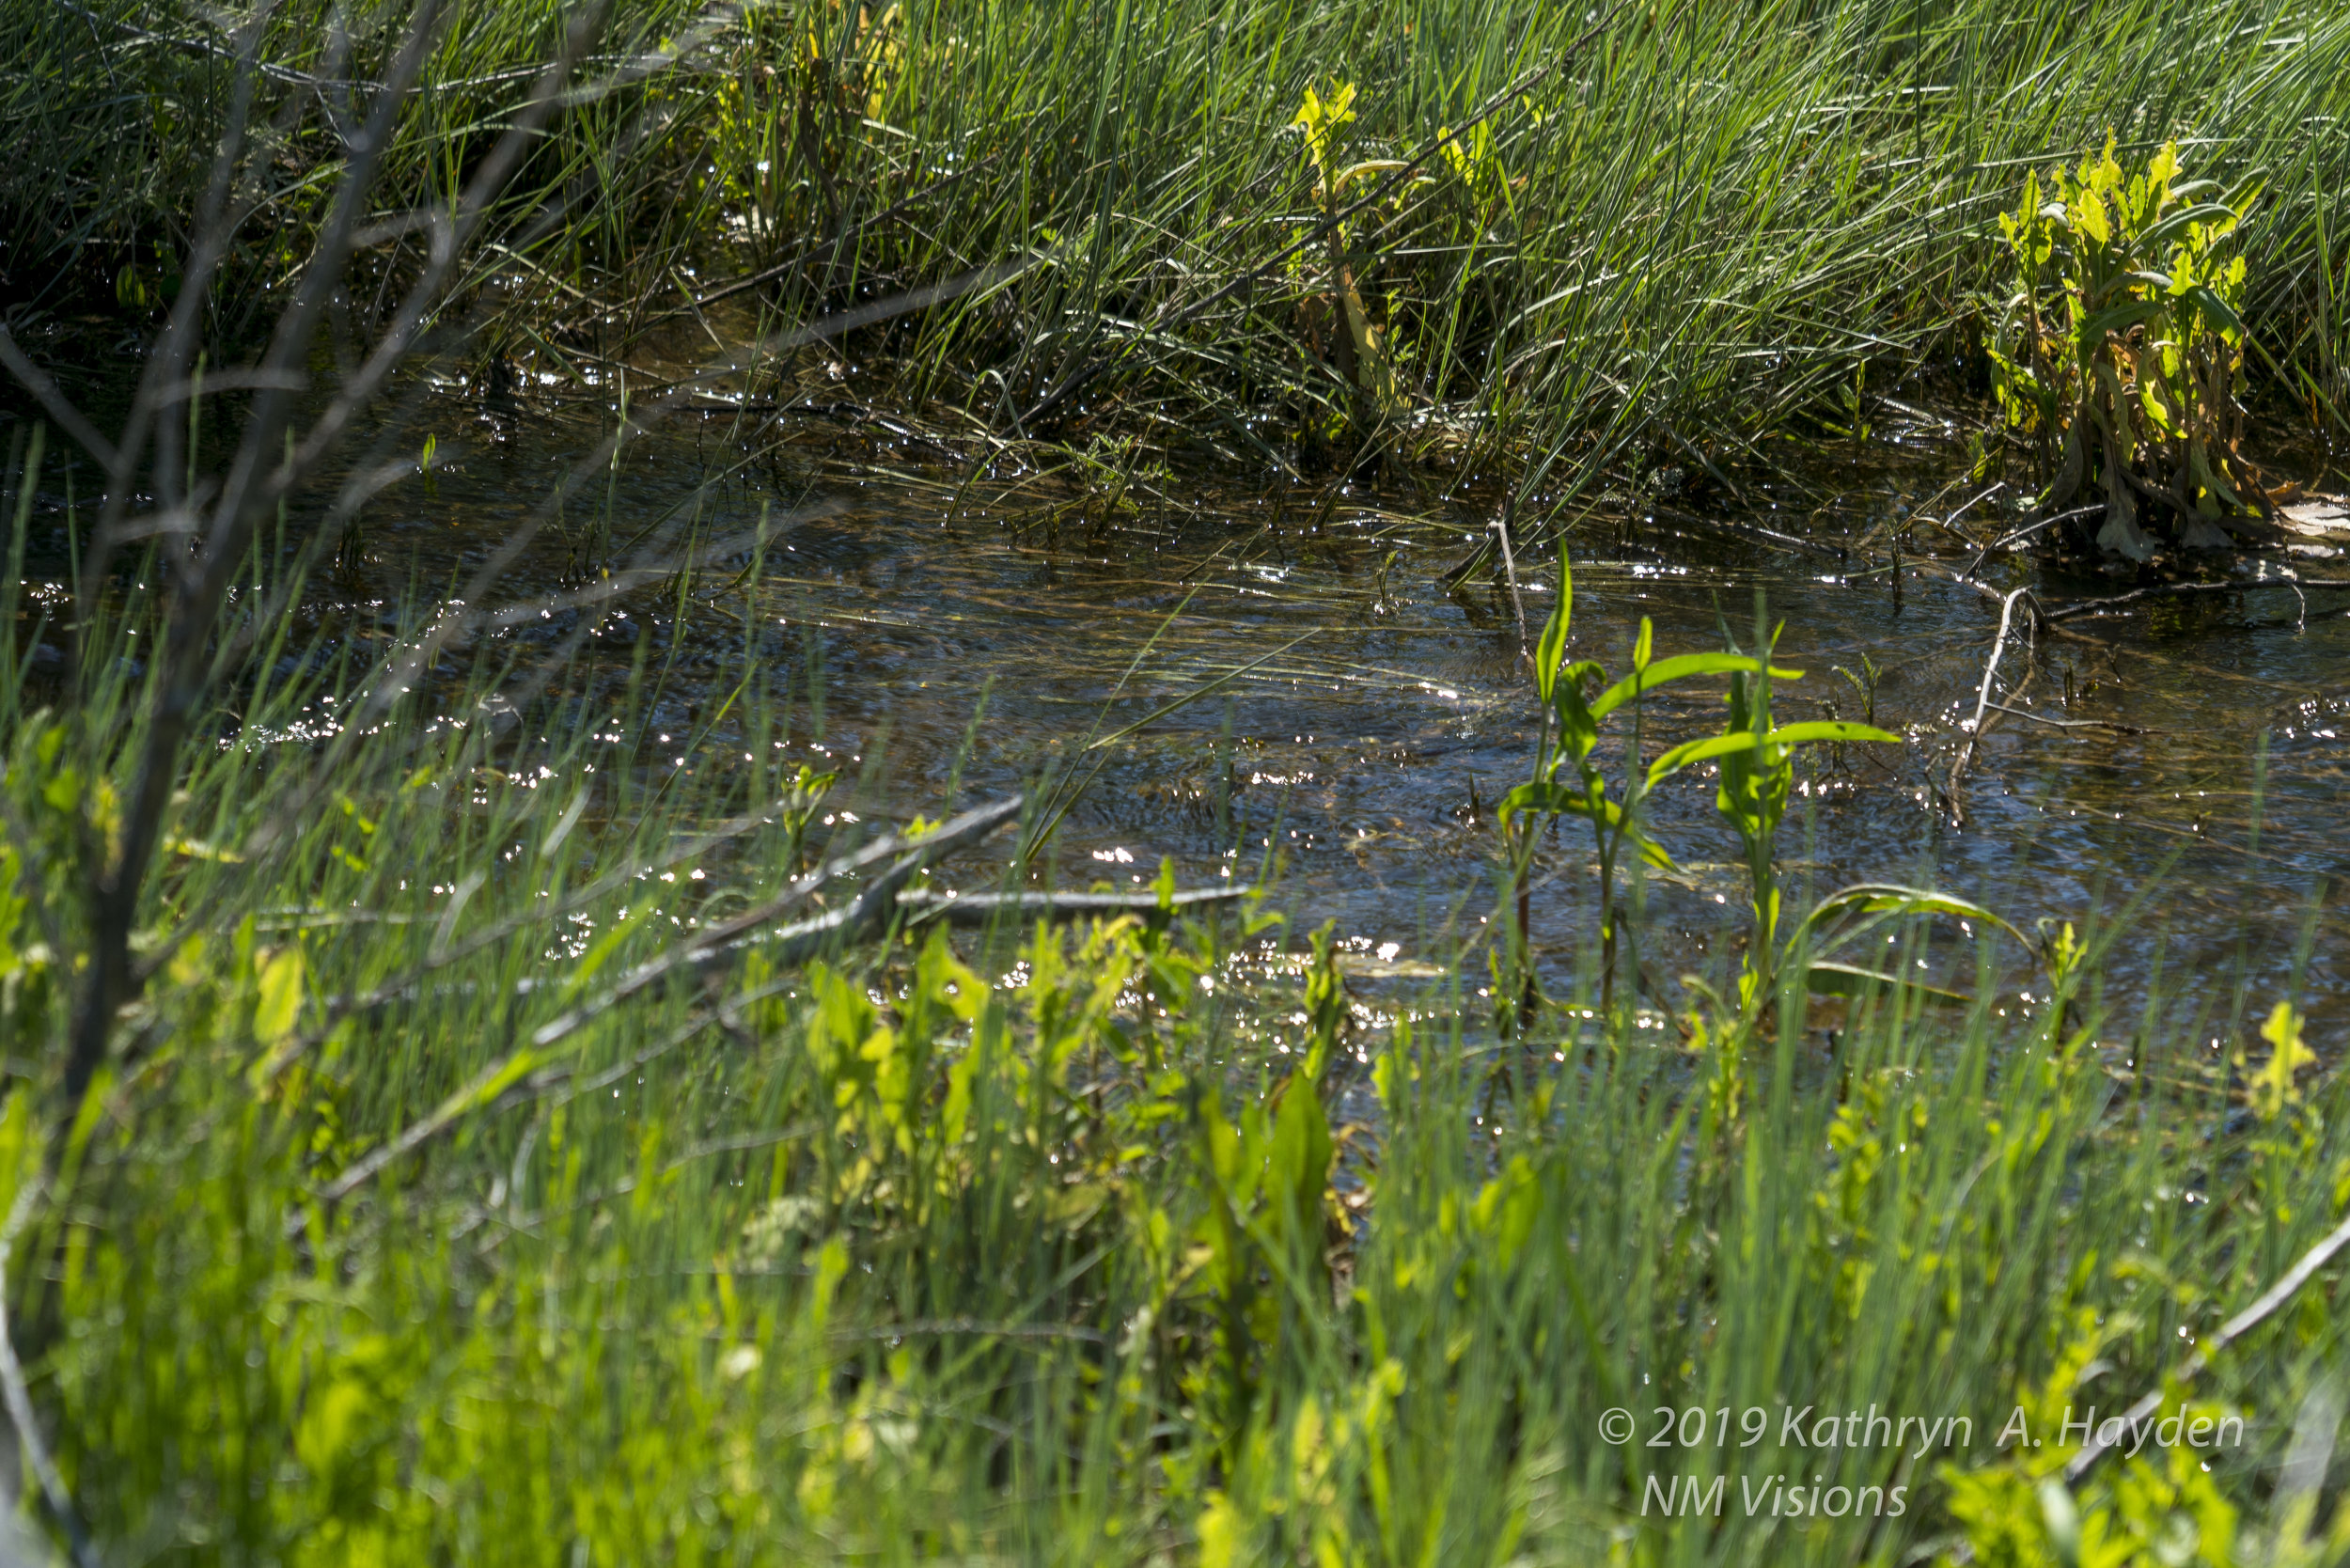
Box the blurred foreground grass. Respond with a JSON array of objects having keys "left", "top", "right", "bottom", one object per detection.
[{"left": 1, "top": 480, "right": 2345, "bottom": 1566}]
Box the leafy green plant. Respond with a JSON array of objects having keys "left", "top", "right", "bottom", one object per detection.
[
  {"left": 1940, "top": 1312, "right": 2242, "bottom": 1568},
  {"left": 16, "top": 1, "right": 2350, "bottom": 479},
  {"left": 1181, "top": 927, "right": 1344, "bottom": 1475},
  {"left": 1501, "top": 554, "right": 1762, "bottom": 1016},
  {"left": 1706, "top": 605, "right": 1926, "bottom": 1010},
  {"left": 1831, "top": 651, "right": 1884, "bottom": 729},
  {"left": 1502, "top": 557, "right": 1896, "bottom": 1015},
  {"left": 1290, "top": 81, "right": 1408, "bottom": 436},
  {"left": 1991, "top": 138, "right": 2271, "bottom": 560}
]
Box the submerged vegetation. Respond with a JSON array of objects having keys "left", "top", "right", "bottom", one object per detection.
[{"left": 3, "top": 1, "right": 2350, "bottom": 1564}]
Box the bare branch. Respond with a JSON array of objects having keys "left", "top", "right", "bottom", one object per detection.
[
  {"left": 62, "top": 0, "right": 532, "bottom": 1115},
  {"left": 312, "top": 796, "right": 1026, "bottom": 1207},
  {"left": 523, "top": 794, "right": 1028, "bottom": 1054},
  {"left": 0, "top": 1181, "right": 100, "bottom": 1568},
  {"left": 248, "top": 782, "right": 844, "bottom": 1083},
  {"left": 1945, "top": 585, "right": 2032, "bottom": 816},
  {"left": 2066, "top": 1203, "right": 2350, "bottom": 1486},
  {"left": 0, "top": 326, "right": 117, "bottom": 467}
]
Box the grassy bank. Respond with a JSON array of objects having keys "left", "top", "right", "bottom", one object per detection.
[
  {"left": 1, "top": 428, "right": 2346, "bottom": 1564},
  {"left": 6, "top": 0, "right": 2348, "bottom": 482}
]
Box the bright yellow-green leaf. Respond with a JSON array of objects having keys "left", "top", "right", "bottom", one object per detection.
[
  {"left": 255, "top": 946, "right": 305, "bottom": 1044},
  {"left": 2071, "top": 189, "right": 2110, "bottom": 246},
  {"left": 1290, "top": 80, "right": 1357, "bottom": 181},
  {"left": 2252, "top": 1001, "right": 2313, "bottom": 1120},
  {"left": 1198, "top": 1492, "right": 1245, "bottom": 1568}
]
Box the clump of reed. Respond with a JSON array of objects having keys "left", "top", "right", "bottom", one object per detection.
[{"left": 8, "top": 0, "right": 2349, "bottom": 487}]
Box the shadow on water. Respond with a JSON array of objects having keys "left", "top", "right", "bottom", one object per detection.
[{"left": 14, "top": 388, "right": 2349, "bottom": 1044}]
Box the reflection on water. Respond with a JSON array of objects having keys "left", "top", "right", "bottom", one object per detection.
[{"left": 752, "top": 498, "right": 2348, "bottom": 1034}]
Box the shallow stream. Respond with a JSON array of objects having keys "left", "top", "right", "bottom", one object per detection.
[
  {"left": 14, "top": 384, "right": 2348, "bottom": 1046},
  {"left": 297, "top": 391, "right": 2350, "bottom": 1047}
]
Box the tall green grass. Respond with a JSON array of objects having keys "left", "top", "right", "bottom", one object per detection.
[
  {"left": 8, "top": 6, "right": 2350, "bottom": 1560},
  {"left": 4, "top": 429, "right": 2349, "bottom": 1565},
  {"left": 7, "top": 0, "right": 2348, "bottom": 477}
]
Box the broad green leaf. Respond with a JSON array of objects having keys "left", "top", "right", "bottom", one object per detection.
[
  {"left": 1791, "top": 883, "right": 2029, "bottom": 957},
  {"left": 2069, "top": 189, "right": 2109, "bottom": 246},
  {"left": 1533, "top": 552, "right": 1573, "bottom": 704},
  {"left": 1543, "top": 791, "right": 1674, "bottom": 868},
  {"left": 1763, "top": 721, "right": 1901, "bottom": 748},
  {"left": 1499, "top": 779, "right": 1590, "bottom": 823},
  {"left": 2180, "top": 284, "right": 2246, "bottom": 337},
  {"left": 1804, "top": 962, "right": 1971, "bottom": 1008},
  {"left": 1272, "top": 1074, "right": 1333, "bottom": 1216},
  {"left": 1646, "top": 731, "right": 1757, "bottom": 789},
  {"left": 1627, "top": 827, "right": 1676, "bottom": 870},
  {"left": 1588, "top": 654, "right": 1798, "bottom": 722},
  {"left": 2136, "top": 202, "right": 2238, "bottom": 254},
  {"left": 1498, "top": 783, "right": 1670, "bottom": 865},
  {"left": 1550, "top": 662, "right": 1606, "bottom": 754},
  {"left": 1632, "top": 618, "right": 1653, "bottom": 672},
  {"left": 2217, "top": 172, "right": 2266, "bottom": 221}
]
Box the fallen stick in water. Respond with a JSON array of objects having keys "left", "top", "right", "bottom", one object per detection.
[
  {"left": 1958, "top": 503, "right": 2105, "bottom": 580},
  {"left": 1946, "top": 586, "right": 2032, "bottom": 817}
]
